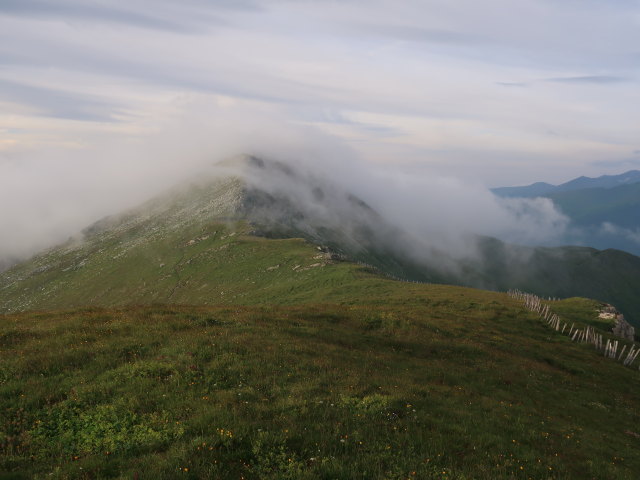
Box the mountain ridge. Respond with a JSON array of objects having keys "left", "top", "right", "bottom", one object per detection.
[{"left": 492, "top": 169, "right": 640, "bottom": 198}]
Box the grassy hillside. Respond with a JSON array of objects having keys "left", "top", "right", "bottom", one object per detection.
[
  {"left": 0, "top": 220, "right": 369, "bottom": 312},
  {"left": 1, "top": 288, "right": 639, "bottom": 479},
  {"left": 4, "top": 209, "right": 640, "bottom": 327}
]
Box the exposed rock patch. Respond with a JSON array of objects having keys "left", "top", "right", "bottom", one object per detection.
[
  {"left": 612, "top": 315, "right": 635, "bottom": 342},
  {"left": 600, "top": 303, "right": 635, "bottom": 341}
]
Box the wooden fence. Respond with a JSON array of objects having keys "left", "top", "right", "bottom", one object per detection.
[{"left": 508, "top": 290, "right": 640, "bottom": 369}]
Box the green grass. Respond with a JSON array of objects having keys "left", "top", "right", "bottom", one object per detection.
[
  {"left": 0, "top": 219, "right": 502, "bottom": 313},
  {"left": 550, "top": 297, "right": 612, "bottom": 330},
  {"left": 1, "top": 289, "right": 639, "bottom": 479},
  {"left": 0, "top": 221, "right": 368, "bottom": 312}
]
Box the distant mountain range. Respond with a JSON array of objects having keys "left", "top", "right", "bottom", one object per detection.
[
  {"left": 2, "top": 156, "right": 640, "bottom": 326},
  {"left": 493, "top": 170, "right": 640, "bottom": 256},
  {"left": 492, "top": 170, "right": 640, "bottom": 198}
]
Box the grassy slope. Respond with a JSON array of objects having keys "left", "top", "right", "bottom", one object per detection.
[
  {"left": 1, "top": 289, "right": 639, "bottom": 480},
  {"left": 0, "top": 221, "right": 372, "bottom": 313},
  {"left": 4, "top": 218, "right": 640, "bottom": 328}
]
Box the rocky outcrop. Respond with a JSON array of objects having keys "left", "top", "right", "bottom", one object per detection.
[
  {"left": 600, "top": 304, "right": 635, "bottom": 341},
  {"left": 612, "top": 315, "right": 635, "bottom": 342},
  {"left": 316, "top": 246, "right": 347, "bottom": 262}
]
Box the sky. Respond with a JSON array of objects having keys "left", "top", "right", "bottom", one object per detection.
[{"left": 1, "top": 0, "right": 639, "bottom": 261}]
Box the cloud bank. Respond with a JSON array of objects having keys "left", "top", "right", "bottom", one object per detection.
[
  {"left": 0, "top": 97, "right": 571, "bottom": 267},
  {"left": 0, "top": 1, "right": 635, "bottom": 265}
]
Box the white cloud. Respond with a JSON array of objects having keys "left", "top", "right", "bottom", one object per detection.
[{"left": 601, "top": 222, "right": 640, "bottom": 245}]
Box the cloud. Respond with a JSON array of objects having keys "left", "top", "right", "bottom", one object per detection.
[
  {"left": 0, "top": 96, "right": 361, "bottom": 261},
  {"left": 344, "top": 168, "right": 568, "bottom": 255},
  {"left": 589, "top": 157, "right": 640, "bottom": 169},
  {"left": 600, "top": 222, "right": 640, "bottom": 245},
  {"left": 0, "top": 79, "right": 124, "bottom": 121},
  {"left": 360, "top": 23, "right": 483, "bottom": 45},
  {"left": 0, "top": 0, "right": 240, "bottom": 33},
  {"left": 496, "top": 81, "right": 528, "bottom": 87},
  {"left": 544, "top": 75, "right": 629, "bottom": 84},
  {"left": 0, "top": 96, "right": 570, "bottom": 266}
]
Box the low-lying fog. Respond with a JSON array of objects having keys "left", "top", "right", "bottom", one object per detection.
[{"left": 0, "top": 104, "right": 570, "bottom": 270}]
